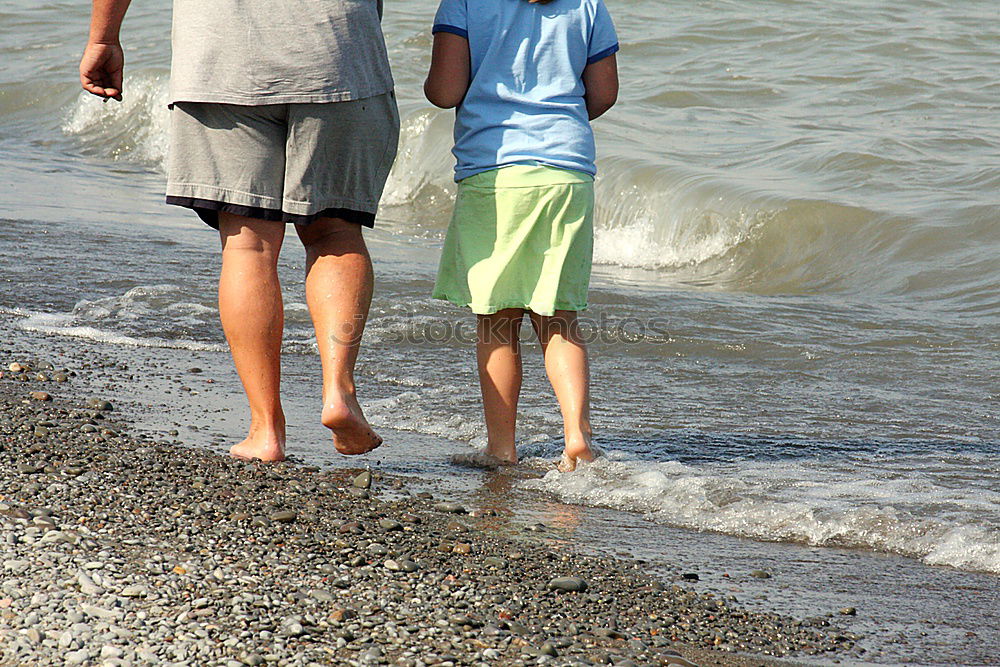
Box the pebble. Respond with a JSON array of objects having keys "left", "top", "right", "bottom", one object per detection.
[
  {"left": 548, "top": 576, "right": 588, "bottom": 593},
  {"left": 539, "top": 641, "right": 559, "bottom": 657},
  {"left": 0, "top": 376, "right": 858, "bottom": 667},
  {"left": 353, "top": 470, "right": 373, "bottom": 489},
  {"left": 379, "top": 518, "right": 403, "bottom": 532},
  {"left": 432, "top": 502, "right": 466, "bottom": 514},
  {"left": 29, "top": 391, "right": 51, "bottom": 402},
  {"left": 840, "top": 607, "right": 858, "bottom": 615},
  {"left": 750, "top": 569, "right": 772, "bottom": 579}
]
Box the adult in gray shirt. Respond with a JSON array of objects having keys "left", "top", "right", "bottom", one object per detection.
[{"left": 80, "top": 0, "right": 399, "bottom": 461}]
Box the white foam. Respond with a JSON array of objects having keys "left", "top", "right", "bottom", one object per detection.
[
  {"left": 381, "top": 109, "right": 457, "bottom": 209},
  {"left": 9, "top": 285, "right": 225, "bottom": 352},
  {"left": 61, "top": 72, "right": 170, "bottom": 169},
  {"left": 522, "top": 452, "right": 1000, "bottom": 574},
  {"left": 19, "top": 311, "right": 224, "bottom": 352}
]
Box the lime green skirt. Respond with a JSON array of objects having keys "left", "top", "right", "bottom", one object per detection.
[{"left": 432, "top": 164, "right": 595, "bottom": 316}]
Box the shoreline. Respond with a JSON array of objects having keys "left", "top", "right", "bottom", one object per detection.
[{"left": 0, "top": 356, "right": 859, "bottom": 666}]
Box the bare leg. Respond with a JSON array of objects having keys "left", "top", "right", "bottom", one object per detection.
[
  {"left": 296, "top": 218, "right": 382, "bottom": 455},
  {"left": 474, "top": 309, "right": 525, "bottom": 465},
  {"left": 218, "top": 213, "right": 287, "bottom": 462},
  {"left": 530, "top": 310, "right": 596, "bottom": 471}
]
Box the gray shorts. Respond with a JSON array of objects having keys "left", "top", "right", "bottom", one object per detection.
[{"left": 165, "top": 91, "right": 399, "bottom": 229}]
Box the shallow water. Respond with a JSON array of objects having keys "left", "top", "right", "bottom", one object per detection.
[{"left": 1, "top": 0, "right": 999, "bottom": 663}]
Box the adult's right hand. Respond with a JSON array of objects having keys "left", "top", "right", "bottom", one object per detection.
[{"left": 80, "top": 41, "right": 125, "bottom": 101}]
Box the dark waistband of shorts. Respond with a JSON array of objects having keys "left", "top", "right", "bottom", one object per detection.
[{"left": 165, "top": 196, "right": 376, "bottom": 230}]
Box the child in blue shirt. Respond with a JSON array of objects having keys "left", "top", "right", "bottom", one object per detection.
[{"left": 425, "top": 0, "right": 619, "bottom": 472}]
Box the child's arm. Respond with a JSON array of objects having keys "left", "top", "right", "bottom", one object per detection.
[
  {"left": 582, "top": 53, "right": 618, "bottom": 121},
  {"left": 424, "top": 33, "right": 471, "bottom": 109}
]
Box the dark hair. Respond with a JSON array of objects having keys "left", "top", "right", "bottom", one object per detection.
[{"left": 528, "top": 0, "right": 556, "bottom": 4}]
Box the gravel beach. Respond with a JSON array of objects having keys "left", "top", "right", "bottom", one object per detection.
[{"left": 0, "top": 357, "right": 859, "bottom": 667}]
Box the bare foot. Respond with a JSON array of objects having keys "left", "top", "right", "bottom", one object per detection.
[
  {"left": 322, "top": 393, "right": 382, "bottom": 455},
  {"left": 451, "top": 449, "right": 517, "bottom": 470},
  {"left": 556, "top": 433, "right": 600, "bottom": 472},
  {"left": 230, "top": 426, "right": 286, "bottom": 463}
]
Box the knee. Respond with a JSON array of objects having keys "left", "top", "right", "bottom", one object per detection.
[{"left": 296, "top": 218, "right": 363, "bottom": 251}]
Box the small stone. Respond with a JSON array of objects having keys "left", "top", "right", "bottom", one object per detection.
[
  {"left": 594, "top": 627, "right": 624, "bottom": 640},
  {"left": 338, "top": 521, "right": 364, "bottom": 534},
  {"left": 81, "top": 604, "right": 121, "bottom": 620},
  {"left": 29, "top": 391, "right": 51, "bottom": 402},
  {"left": 8, "top": 362, "right": 25, "bottom": 372},
  {"left": 525, "top": 522, "right": 547, "bottom": 532},
  {"left": 270, "top": 510, "right": 297, "bottom": 524},
  {"left": 188, "top": 367, "right": 203, "bottom": 373},
  {"left": 453, "top": 543, "right": 473, "bottom": 555},
  {"left": 750, "top": 570, "right": 771, "bottom": 579},
  {"left": 120, "top": 585, "right": 147, "bottom": 598},
  {"left": 100, "top": 645, "right": 123, "bottom": 659},
  {"left": 539, "top": 642, "right": 558, "bottom": 657},
  {"left": 484, "top": 556, "right": 508, "bottom": 569},
  {"left": 840, "top": 607, "right": 857, "bottom": 615},
  {"left": 309, "top": 589, "right": 335, "bottom": 603},
  {"left": 400, "top": 513, "right": 421, "bottom": 524},
  {"left": 53, "top": 372, "right": 69, "bottom": 382},
  {"left": 241, "top": 654, "right": 265, "bottom": 666},
  {"left": 681, "top": 572, "right": 699, "bottom": 581},
  {"left": 77, "top": 573, "right": 103, "bottom": 596},
  {"left": 432, "top": 502, "right": 466, "bottom": 514},
  {"left": 384, "top": 559, "right": 402, "bottom": 571},
  {"left": 548, "top": 576, "right": 588, "bottom": 593},
  {"left": 353, "top": 470, "right": 373, "bottom": 489},
  {"left": 378, "top": 518, "right": 403, "bottom": 532},
  {"left": 87, "top": 398, "right": 113, "bottom": 411},
  {"left": 283, "top": 622, "right": 304, "bottom": 637},
  {"left": 347, "top": 487, "right": 370, "bottom": 499},
  {"left": 361, "top": 646, "right": 383, "bottom": 663},
  {"left": 65, "top": 649, "right": 91, "bottom": 665},
  {"left": 33, "top": 426, "right": 49, "bottom": 438},
  {"left": 329, "top": 607, "right": 357, "bottom": 622}
]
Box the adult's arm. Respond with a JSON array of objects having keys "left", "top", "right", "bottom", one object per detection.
[
  {"left": 582, "top": 53, "right": 618, "bottom": 121},
  {"left": 80, "top": 0, "right": 133, "bottom": 101}
]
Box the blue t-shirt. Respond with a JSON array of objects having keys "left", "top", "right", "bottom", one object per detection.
[{"left": 432, "top": 0, "right": 619, "bottom": 182}]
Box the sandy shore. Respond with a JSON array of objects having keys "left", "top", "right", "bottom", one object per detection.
[{"left": 0, "top": 357, "right": 859, "bottom": 666}]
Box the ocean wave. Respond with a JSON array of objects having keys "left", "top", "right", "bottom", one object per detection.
[
  {"left": 50, "top": 78, "right": 1000, "bottom": 303},
  {"left": 61, "top": 71, "right": 170, "bottom": 168},
  {"left": 19, "top": 311, "right": 224, "bottom": 353},
  {"left": 522, "top": 452, "right": 1000, "bottom": 575}
]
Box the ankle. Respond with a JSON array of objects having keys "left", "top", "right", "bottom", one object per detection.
[
  {"left": 485, "top": 441, "right": 517, "bottom": 463},
  {"left": 249, "top": 413, "right": 285, "bottom": 437}
]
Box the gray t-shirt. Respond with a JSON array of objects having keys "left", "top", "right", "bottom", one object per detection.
[{"left": 169, "top": 0, "right": 393, "bottom": 105}]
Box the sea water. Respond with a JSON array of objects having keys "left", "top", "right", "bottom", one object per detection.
[{"left": 1, "top": 1, "right": 998, "bottom": 663}]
